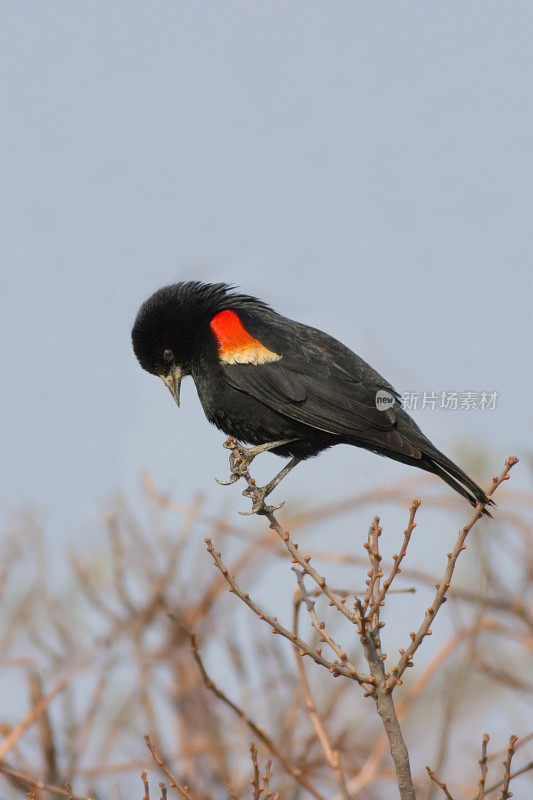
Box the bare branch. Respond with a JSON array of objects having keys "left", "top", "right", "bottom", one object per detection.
[
  {"left": 203, "top": 537, "right": 370, "bottom": 683},
  {"left": 477, "top": 733, "right": 490, "bottom": 800},
  {"left": 292, "top": 589, "right": 351, "bottom": 800},
  {"left": 249, "top": 743, "right": 260, "bottom": 800},
  {"left": 425, "top": 766, "right": 456, "bottom": 800},
  {"left": 0, "top": 668, "right": 74, "bottom": 761},
  {"left": 0, "top": 762, "right": 94, "bottom": 800},
  {"left": 387, "top": 457, "right": 519, "bottom": 691},
  {"left": 371, "top": 500, "right": 420, "bottom": 612},
  {"left": 497, "top": 735, "right": 518, "bottom": 800},
  {"left": 145, "top": 735, "right": 195, "bottom": 800},
  {"left": 171, "top": 618, "right": 329, "bottom": 800},
  {"left": 293, "top": 568, "right": 360, "bottom": 678}
]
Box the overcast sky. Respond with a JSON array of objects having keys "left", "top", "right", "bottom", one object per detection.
[
  {"left": 2, "top": 5, "right": 533, "bottom": 784},
  {"left": 2, "top": 2, "right": 531, "bottom": 544}
]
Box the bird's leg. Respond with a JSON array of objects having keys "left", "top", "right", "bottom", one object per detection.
[
  {"left": 216, "top": 437, "right": 294, "bottom": 486},
  {"left": 217, "top": 437, "right": 300, "bottom": 514},
  {"left": 241, "top": 456, "right": 301, "bottom": 515}
]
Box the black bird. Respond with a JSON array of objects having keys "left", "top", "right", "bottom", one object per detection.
[{"left": 132, "top": 281, "right": 491, "bottom": 512}]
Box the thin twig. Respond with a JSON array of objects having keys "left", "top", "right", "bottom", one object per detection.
[
  {"left": 0, "top": 668, "right": 74, "bottom": 760},
  {"left": 292, "top": 588, "right": 351, "bottom": 800},
  {"left": 203, "top": 538, "right": 370, "bottom": 684},
  {"left": 27, "top": 667, "right": 59, "bottom": 784},
  {"left": 343, "top": 620, "right": 501, "bottom": 799},
  {"left": 293, "top": 567, "right": 360, "bottom": 677},
  {"left": 250, "top": 743, "right": 261, "bottom": 800},
  {"left": 426, "top": 766, "right": 455, "bottom": 800},
  {"left": 224, "top": 438, "right": 359, "bottom": 627},
  {"left": 483, "top": 760, "right": 533, "bottom": 795},
  {"left": 0, "top": 762, "right": 94, "bottom": 800},
  {"left": 145, "top": 735, "right": 195, "bottom": 800},
  {"left": 372, "top": 501, "right": 420, "bottom": 612},
  {"left": 141, "top": 768, "right": 151, "bottom": 800},
  {"left": 497, "top": 735, "right": 518, "bottom": 800},
  {"left": 170, "top": 618, "right": 328, "bottom": 800},
  {"left": 387, "top": 457, "right": 519, "bottom": 691},
  {"left": 477, "top": 734, "right": 490, "bottom": 800}
]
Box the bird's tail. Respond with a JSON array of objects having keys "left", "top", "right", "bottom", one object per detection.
[
  {"left": 391, "top": 413, "right": 494, "bottom": 516},
  {"left": 422, "top": 447, "right": 494, "bottom": 516}
]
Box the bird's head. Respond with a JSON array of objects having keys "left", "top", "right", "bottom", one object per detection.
[{"left": 131, "top": 281, "right": 277, "bottom": 406}]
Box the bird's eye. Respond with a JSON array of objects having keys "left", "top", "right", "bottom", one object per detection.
[{"left": 162, "top": 349, "right": 174, "bottom": 363}]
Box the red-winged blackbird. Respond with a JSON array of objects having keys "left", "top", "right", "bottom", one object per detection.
[{"left": 132, "top": 281, "right": 491, "bottom": 512}]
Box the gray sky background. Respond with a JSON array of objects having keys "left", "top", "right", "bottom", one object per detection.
[
  {"left": 2, "top": 1, "right": 533, "bottom": 781},
  {"left": 1, "top": 2, "right": 531, "bottom": 543}
]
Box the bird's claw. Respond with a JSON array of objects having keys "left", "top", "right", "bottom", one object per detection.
[
  {"left": 240, "top": 484, "right": 285, "bottom": 516},
  {"left": 219, "top": 437, "right": 291, "bottom": 515},
  {"left": 224, "top": 437, "right": 292, "bottom": 463},
  {"left": 238, "top": 497, "right": 285, "bottom": 516},
  {"left": 215, "top": 474, "right": 239, "bottom": 486},
  {"left": 218, "top": 438, "right": 259, "bottom": 485}
]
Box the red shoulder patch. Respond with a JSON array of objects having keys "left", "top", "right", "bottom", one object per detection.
[{"left": 210, "top": 310, "right": 281, "bottom": 365}]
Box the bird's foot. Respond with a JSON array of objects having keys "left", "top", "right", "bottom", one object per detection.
[
  {"left": 239, "top": 479, "right": 285, "bottom": 516},
  {"left": 216, "top": 437, "right": 292, "bottom": 486},
  {"left": 223, "top": 437, "right": 293, "bottom": 460},
  {"left": 217, "top": 437, "right": 297, "bottom": 515}
]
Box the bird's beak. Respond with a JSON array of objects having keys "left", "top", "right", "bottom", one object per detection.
[{"left": 161, "top": 366, "right": 184, "bottom": 407}]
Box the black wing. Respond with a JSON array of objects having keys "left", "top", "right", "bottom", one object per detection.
[{"left": 222, "top": 310, "right": 421, "bottom": 458}]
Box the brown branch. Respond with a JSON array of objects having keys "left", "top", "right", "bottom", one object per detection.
[
  {"left": 136, "top": 637, "right": 165, "bottom": 760},
  {"left": 485, "top": 760, "right": 533, "bottom": 795},
  {"left": 371, "top": 500, "right": 420, "bottom": 612},
  {"left": 364, "top": 516, "right": 385, "bottom": 657},
  {"left": 477, "top": 734, "right": 490, "bottom": 800},
  {"left": 0, "top": 762, "right": 94, "bottom": 800},
  {"left": 141, "top": 768, "right": 151, "bottom": 800},
  {"left": 265, "top": 512, "right": 359, "bottom": 626},
  {"left": 262, "top": 759, "right": 273, "bottom": 800},
  {"left": 497, "top": 735, "right": 518, "bottom": 800},
  {"left": 293, "top": 567, "right": 360, "bottom": 678},
  {"left": 355, "top": 595, "right": 415, "bottom": 800},
  {"left": 27, "top": 668, "right": 58, "bottom": 784},
  {"left": 426, "top": 733, "right": 530, "bottom": 800},
  {"left": 145, "top": 735, "right": 195, "bottom": 800},
  {"left": 219, "top": 440, "right": 423, "bottom": 799},
  {"left": 342, "top": 510, "right": 419, "bottom": 799},
  {"left": 300, "top": 546, "right": 533, "bottom": 632},
  {"left": 250, "top": 743, "right": 261, "bottom": 800},
  {"left": 292, "top": 589, "right": 351, "bottom": 800},
  {"left": 386, "top": 457, "right": 519, "bottom": 691},
  {"left": 223, "top": 438, "right": 360, "bottom": 627},
  {"left": 425, "top": 607, "right": 487, "bottom": 800},
  {"left": 171, "top": 618, "right": 329, "bottom": 800},
  {"left": 0, "top": 668, "right": 74, "bottom": 760},
  {"left": 345, "top": 620, "right": 501, "bottom": 798},
  {"left": 203, "top": 538, "right": 370, "bottom": 683},
  {"left": 214, "top": 446, "right": 521, "bottom": 800},
  {"left": 425, "top": 766, "right": 455, "bottom": 800},
  {"left": 67, "top": 663, "right": 110, "bottom": 775}
]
